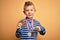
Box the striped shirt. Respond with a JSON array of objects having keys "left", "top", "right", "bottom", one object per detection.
[{"left": 16, "top": 18, "right": 46, "bottom": 40}]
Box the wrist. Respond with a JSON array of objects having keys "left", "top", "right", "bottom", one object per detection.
[{"left": 36, "top": 26, "right": 40, "bottom": 31}]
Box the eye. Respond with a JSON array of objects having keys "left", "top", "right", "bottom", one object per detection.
[
  {"left": 31, "top": 9, "right": 33, "bottom": 11},
  {"left": 25, "top": 10, "right": 29, "bottom": 11}
]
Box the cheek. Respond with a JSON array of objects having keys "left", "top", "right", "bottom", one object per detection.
[
  {"left": 25, "top": 11, "right": 29, "bottom": 15},
  {"left": 31, "top": 11, "right": 35, "bottom": 14}
]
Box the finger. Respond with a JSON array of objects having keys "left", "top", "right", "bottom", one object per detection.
[{"left": 17, "top": 23, "right": 22, "bottom": 27}]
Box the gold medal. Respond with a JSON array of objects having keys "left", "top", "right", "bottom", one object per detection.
[
  {"left": 17, "top": 20, "right": 25, "bottom": 28},
  {"left": 21, "top": 20, "right": 25, "bottom": 25}
]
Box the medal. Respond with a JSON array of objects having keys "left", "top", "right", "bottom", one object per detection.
[
  {"left": 25, "top": 18, "right": 34, "bottom": 37},
  {"left": 28, "top": 32, "right": 34, "bottom": 37},
  {"left": 21, "top": 20, "right": 25, "bottom": 25},
  {"left": 28, "top": 32, "right": 31, "bottom": 37}
]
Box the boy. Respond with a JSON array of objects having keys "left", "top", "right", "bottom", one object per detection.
[{"left": 16, "top": 1, "right": 46, "bottom": 40}]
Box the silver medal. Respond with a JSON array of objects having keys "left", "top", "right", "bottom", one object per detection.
[{"left": 28, "top": 32, "right": 31, "bottom": 37}]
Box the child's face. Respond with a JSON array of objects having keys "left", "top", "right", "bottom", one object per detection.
[{"left": 24, "top": 5, "right": 36, "bottom": 19}]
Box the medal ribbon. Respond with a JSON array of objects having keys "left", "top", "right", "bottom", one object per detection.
[{"left": 25, "top": 19, "right": 34, "bottom": 30}]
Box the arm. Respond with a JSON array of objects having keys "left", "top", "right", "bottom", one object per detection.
[
  {"left": 16, "top": 28, "right": 21, "bottom": 38},
  {"left": 16, "top": 20, "right": 22, "bottom": 38},
  {"left": 39, "top": 25, "right": 46, "bottom": 35},
  {"left": 35, "top": 21, "right": 46, "bottom": 35},
  {"left": 16, "top": 19, "right": 25, "bottom": 38}
]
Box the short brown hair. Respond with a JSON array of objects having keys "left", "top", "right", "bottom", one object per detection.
[{"left": 24, "top": 1, "right": 35, "bottom": 10}]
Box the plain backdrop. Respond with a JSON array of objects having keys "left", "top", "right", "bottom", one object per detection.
[{"left": 0, "top": 0, "right": 60, "bottom": 40}]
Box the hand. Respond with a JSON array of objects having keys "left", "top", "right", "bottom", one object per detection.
[
  {"left": 17, "top": 20, "right": 25, "bottom": 28},
  {"left": 35, "top": 26, "right": 40, "bottom": 31},
  {"left": 17, "top": 23, "right": 22, "bottom": 28}
]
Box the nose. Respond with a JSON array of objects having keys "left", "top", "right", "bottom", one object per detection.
[{"left": 28, "top": 11, "right": 31, "bottom": 14}]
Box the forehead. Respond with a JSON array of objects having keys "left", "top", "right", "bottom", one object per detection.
[{"left": 24, "top": 5, "right": 35, "bottom": 10}]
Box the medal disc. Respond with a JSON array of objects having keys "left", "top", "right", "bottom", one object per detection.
[{"left": 28, "top": 32, "right": 31, "bottom": 37}]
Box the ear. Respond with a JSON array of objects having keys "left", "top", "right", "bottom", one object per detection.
[
  {"left": 35, "top": 9, "right": 36, "bottom": 12},
  {"left": 23, "top": 11, "right": 25, "bottom": 14},
  {"left": 23, "top": 11, "right": 24, "bottom": 13}
]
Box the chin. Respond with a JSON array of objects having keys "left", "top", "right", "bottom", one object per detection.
[{"left": 29, "top": 16, "right": 33, "bottom": 18}]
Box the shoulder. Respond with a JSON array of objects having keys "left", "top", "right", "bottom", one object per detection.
[
  {"left": 34, "top": 19, "right": 40, "bottom": 23},
  {"left": 18, "top": 19, "right": 25, "bottom": 23},
  {"left": 34, "top": 19, "right": 41, "bottom": 26}
]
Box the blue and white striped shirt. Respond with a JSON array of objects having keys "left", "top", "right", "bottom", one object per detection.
[{"left": 16, "top": 18, "right": 46, "bottom": 40}]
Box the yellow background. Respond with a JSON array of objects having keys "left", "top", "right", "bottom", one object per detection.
[{"left": 0, "top": 0, "right": 60, "bottom": 40}]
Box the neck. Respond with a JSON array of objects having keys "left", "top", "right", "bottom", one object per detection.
[{"left": 26, "top": 17, "right": 33, "bottom": 20}]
